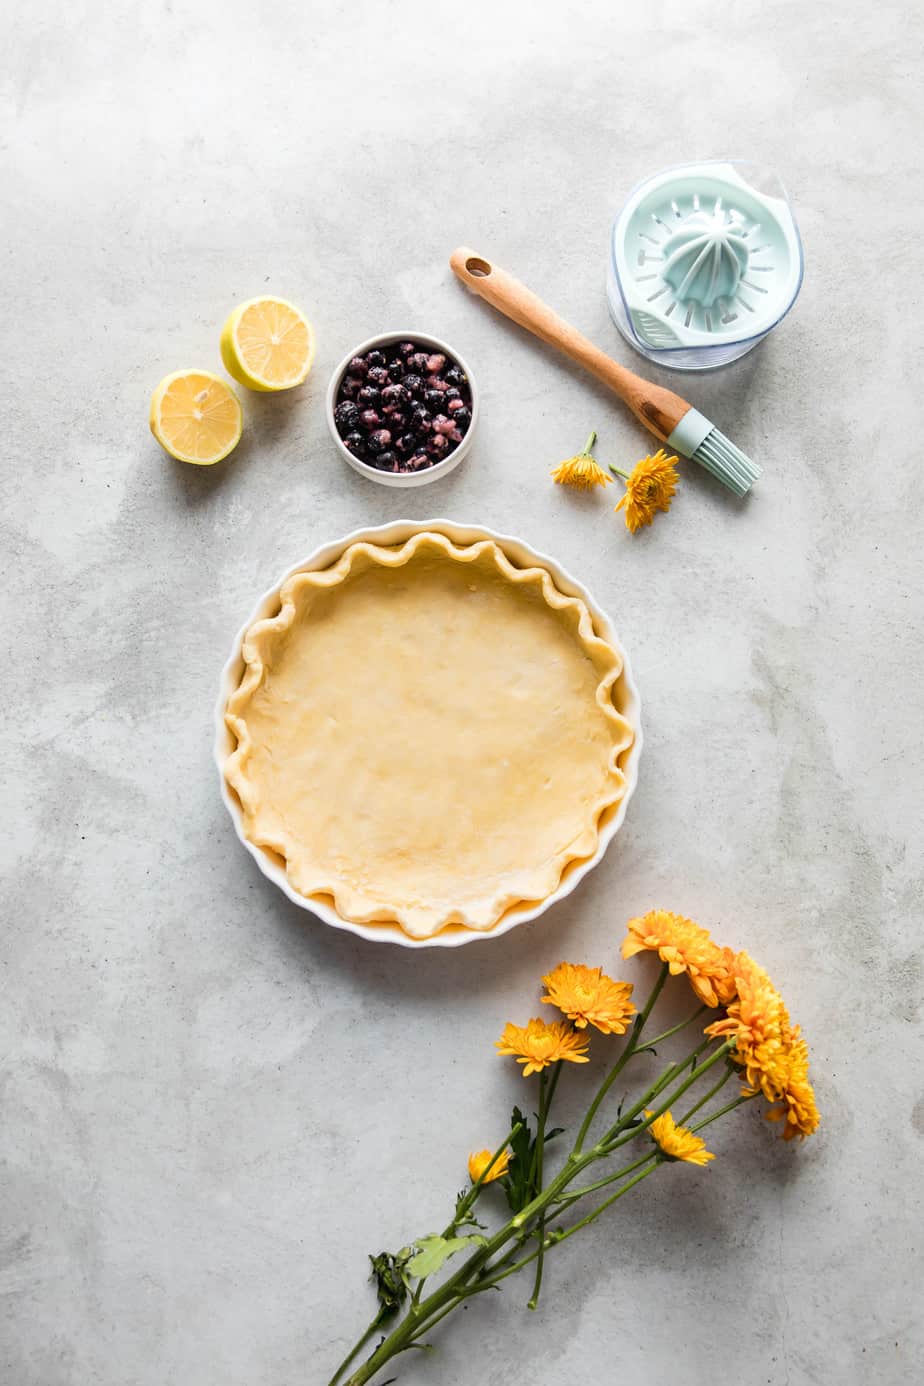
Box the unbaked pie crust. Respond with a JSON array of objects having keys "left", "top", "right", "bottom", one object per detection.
[{"left": 224, "top": 533, "right": 635, "bottom": 940}]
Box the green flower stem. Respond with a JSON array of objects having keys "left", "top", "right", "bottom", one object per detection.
[
  {"left": 527, "top": 1068, "right": 552, "bottom": 1311},
  {"left": 444, "top": 1120, "right": 524, "bottom": 1236},
  {"left": 572, "top": 963, "right": 669, "bottom": 1153},
  {"left": 644, "top": 1004, "right": 708, "bottom": 1049},
  {"left": 609, "top": 464, "right": 631, "bottom": 481},
  {"left": 678, "top": 1065, "right": 734, "bottom": 1127},
  {"left": 555, "top": 1149, "right": 658, "bottom": 1207},
  {"left": 581, "top": 431, "right": 597, "bottom": 456},
  {"left": 597, "top": 1035, "right": 717, "bottom": 1151},
  {"left": 328, "top": 1306, "right": 393, "bottom": 1386},
  {"left": 691, "top": 1092, "right": 754, "bottom": 1131}
]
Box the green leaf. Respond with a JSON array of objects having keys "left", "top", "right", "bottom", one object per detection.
[{"left": 407, "top": 1234, "right": 484, "bottom": 1279}]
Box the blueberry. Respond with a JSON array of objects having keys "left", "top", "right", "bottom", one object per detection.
[
  {"left": 360, "top": 408, "right": 382, "bottom": 429},
  {"left": 409, "top": 352, "right": 430, "bottom": 373},
  {"left": 357, "top": 386, "right": 381, "bottom": 408},
  {"left": 397, "top": 341, "right": 416, "bottom": 357},
  {"left": 409, "top": 450, "right": 430, "bottom": 470},
  {"left": 447, "top": 397, "right": 464, "bottom": 413},
  {"left": 367, "top": 350, "right": 386, "bottom": 368},
  {"left": 375, "top": 450, "right": 397, "bottom": 470},
  {"left": 367, "top": 365, "right": 389, "bottom": 388},
  {"left": 453, "top": 407, "right": 472, "bottom": 429},
  {"left": 395, "top": 432, "right": 417, "bottom": 456},
  {"left": 338, "top": 375, "right": 363, "bottom": 400},
  {"left": 427, "top": 433, "right": 448, "bottom": 456},
  {"left": 334, "top": 400, "right": 361, "bottom": 435},
  {"left": 444, "top": 386, "right": 461, "bottom": 401},
  {"left": 403, "top": 373, "right": 424, "bottom": 396},
  {"left": 429, "top": 376, "right": 449, "bottom": 393},
  {"left": 424, "top": 389, "right": 443, "bottom": 411},
  {"left": 381, "top": 383, "right": 408, "bottom": 409},
  {"left": 444, "top": 365, "right": 466, "bottom": 388},
  {"left": 343, "top": 432, "right": 367, "bottom": 457},
  {"left": 368, "top": 428, "right": 393, "bottom": 454},
  {"left": 348, "top": 356, "right": 368, "bottom": 378},
  {"left": 387, "top": 409, "right": 409, "bottom": 432},
  {"left": 409, "top": 406, "right": 432, "bottom": 433}
]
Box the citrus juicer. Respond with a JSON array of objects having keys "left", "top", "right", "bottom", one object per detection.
[{"left": 608, "top": 161, "right": 803, "bottom": 371}]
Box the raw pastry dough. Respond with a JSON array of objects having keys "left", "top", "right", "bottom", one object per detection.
[{"left": 224, "top": 533, "right": 634, "bottom": 939}]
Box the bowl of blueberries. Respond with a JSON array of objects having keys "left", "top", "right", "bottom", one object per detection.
[{"left": 326, "top": 331, "right": 478, "bottom": 487}]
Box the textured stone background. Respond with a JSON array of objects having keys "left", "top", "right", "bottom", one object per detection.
[{"left": 2, "top": 2, "right": 922, "bottom": 1383}]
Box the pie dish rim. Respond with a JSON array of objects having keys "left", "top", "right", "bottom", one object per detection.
[{"left": 214, "top": 519, "right": 643, "bottom": 948}]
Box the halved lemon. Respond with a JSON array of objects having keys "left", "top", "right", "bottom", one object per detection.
[
  {"left": 149, "top": 370, "right": 243, "bottom": 465},
  {"left": 220, "top": 296, "right": 315, "bottom": 392}
]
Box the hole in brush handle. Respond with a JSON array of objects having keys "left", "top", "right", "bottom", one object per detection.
[{"left": 465, "top": 256, "right": 492, "bottom": 278}]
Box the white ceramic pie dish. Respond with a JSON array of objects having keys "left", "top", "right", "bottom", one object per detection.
[{"left": 214, "top": 519, "right": 643, "bottom": 948}]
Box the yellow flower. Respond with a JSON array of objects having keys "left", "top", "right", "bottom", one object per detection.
[
  {"left": 541, "top": 962, "right": 635, "bottom": 1035},
  {"left": 468, "top": 1148, "right": 512, "bottom": 1184},
  {"left": 496, "top": 1017, "right": 590, "bottom": 1076},
  {"left": 550, "top": 430, "right": 612, "bottom": 490},
  {"left": 706, "top": 952, "right": 820, "bottom": 1140},
  {"left": 613, "top": 448, "right": 680, "bottom": 531},
  {"left": 646, "top": 1109, "right": 715, "bottom": 1167},
  {"left": 622, "top": 910, "right": 737, "bottom": 1008}
]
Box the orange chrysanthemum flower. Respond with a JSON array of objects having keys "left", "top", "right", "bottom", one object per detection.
[
  {"left": 495, "top": 1018, "right": 590, "bottom": 1077},
  {"left": 541, "top": 962, "right": 635, "bottom": 1035},
  {"left": 646, "top": 1109, "right": 715, "bottom": 1167},
  {"left": 467, "top": 1148, "right": 513, "bottom": 1185},
  {"left": 550, "top": 430, "right": 612, "bottom": 491},
  {"left": 613, "top": 449, "right": 680, "bottom": 532},
  {"left": 622, "top": 909, "right": 737, "bottom": 1008},
  {"left": 706, "top": 952, "right": 820, "bottom": 1140}
]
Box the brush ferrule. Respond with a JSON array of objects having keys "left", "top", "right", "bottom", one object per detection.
[{"left": 666, "top": 408, "right": 713, "bottom": 460}]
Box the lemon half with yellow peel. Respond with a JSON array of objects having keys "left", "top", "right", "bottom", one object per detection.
[
  {"left": 220, "top": 296, "right": 315, "bottom": 391},
  {"left": 150, "top": 370, "right": 243, "bottom": 465}
]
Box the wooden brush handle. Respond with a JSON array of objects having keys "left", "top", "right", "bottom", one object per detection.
[{"left": 449, "top": 247, "right": 692, "bottom": 444}]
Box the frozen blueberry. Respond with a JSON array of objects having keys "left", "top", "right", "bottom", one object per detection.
[
  {"left": 360, "top": 408, "right": 382, "bottom": 429},
  {"left": 368, "top": 428, "right": 393, "bottom": 454},
  {"left": 381, "top": 383, "right": 408, "bottom": 409},
  {"left": 374, "top": 450, "right": 397, "bottom": 470},
  {"left": 386, "top": 357, "right": 405, "bottom": 379},
  {"left": 409, "top": 406, "right": 432, "bottom": 433},
  {"left": 395, "top": 432, "right": 417, "bottom": 456},
  {"left": 427, "top": 433, "right": 449, "bottom": 457},
  {"left": 453, "top": 407, "right": 472, "bottom": 429},
  {"left": 444, "top": 366, "right": 466, "bottom": 388},
  {"left": 409, "top": 450, "right": 430, "bottom": 470},
  {"left": 339, "top": 375, "right": 363, "bottom": 400},
  {"left": 386, "top": 409, "right": 409, "bottom": 432},
  {"left": 348, "top": 356, "right": 368, "bottom": 378},
  {"left": 357, "top": 385, "right": 381, "bottom": 408},
  {"left": 397, "top": 341, "right": 416, "bottom": 357},
  {"left": 334, "top": 400, "right": 361, "bottom": 435},
  {"left": 343, "top": 432, "right": 367, "bottom": 457},
  {"left": 403, "top": 373, "right": 424, "bottom": 396},
  {"left": 367, "top": 365, "right": 389, "bottom": 388},
  {"left": 366, "top": 350, "right": 386, "bottom": 368},
  {"left": 447, "top": 397, "right": 465, "bottom": 413},
  {"left": 444, "top": 386, "right": 461, "bottom": 401},
  {"left": 432, "top": 414, "right": 455, "bottom": 436},
  {"left": 409, "top": 352, "right": 430, "bottom": 373},
  {"left": 423, "top": 389, "right": 444, "bottom": 411}
]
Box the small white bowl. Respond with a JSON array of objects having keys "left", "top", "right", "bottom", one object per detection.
[
  {"left": 325, "top": 331, "right": 479, "bottom": 487},
  {"left": 215, "top": 520, "right": 643, "bottom": 949}
]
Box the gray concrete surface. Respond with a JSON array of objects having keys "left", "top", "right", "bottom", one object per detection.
[{"left": 2, "top": 2, "right": 922, "bottom": 1383}]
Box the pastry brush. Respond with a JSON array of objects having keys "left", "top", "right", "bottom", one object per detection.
[{"left": 450, "top": 247, "right": 760, "bottom": 496}]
